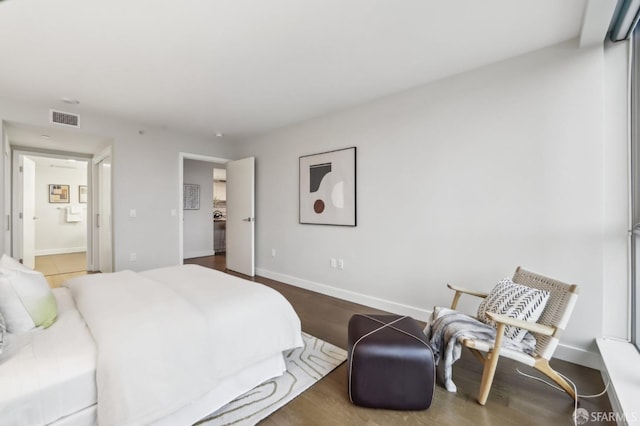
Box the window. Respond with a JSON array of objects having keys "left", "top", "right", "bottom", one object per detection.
[{"left": 631, "top": 30, "right": 640, "bottom": 352}]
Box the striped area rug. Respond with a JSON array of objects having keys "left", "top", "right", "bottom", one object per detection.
[{"left": 197, "top": 332, "right": 347, "bottom": 426}]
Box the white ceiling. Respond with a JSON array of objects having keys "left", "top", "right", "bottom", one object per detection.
[
  {"left": 5, "top": 121, "right": 110, "bottom": 155},
  {"left": 28, "top": 155, "right": 88, "bottom": 170},
  {"left": 0, "top": 0, "right": 602, "bottom": 140}
]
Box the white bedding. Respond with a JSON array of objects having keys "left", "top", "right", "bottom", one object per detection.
[
  {"left": 64, "top": 264, "right": 302, "bottom": 426},
  {"left": 0, "top": 288, "right": 97, "bottom": 426}
]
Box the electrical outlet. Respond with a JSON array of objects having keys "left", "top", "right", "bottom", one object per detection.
[
  {"left": 338, "top": 259, "right": 344, "bottom": 270},
  {"left": 130, "top": 253, "right": 137, "bottom": 262},
  {"left": 330, "top": 258, "right": 337, "bottom": 268},
  {"left": 271, "top": 249, "right": 276, "bottom": 257},
  {"left": 129, "top": 209, "right": 137, "bottom": 218}
]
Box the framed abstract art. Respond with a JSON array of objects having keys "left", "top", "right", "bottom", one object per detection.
[
  {"left": 49, "top": 184, "right": 70, "bottom": 203},
  {"left": 183, "top": 183, "right": 200, "bottom": 210},
  {"left": 299, "top": 147, "right": 356, "bottom": 226}
]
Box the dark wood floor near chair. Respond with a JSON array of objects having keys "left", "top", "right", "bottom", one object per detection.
[{"left": 184, "top": 255, "right": 614, "bottom": 425}]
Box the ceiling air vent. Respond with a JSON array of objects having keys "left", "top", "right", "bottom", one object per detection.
[{"left": 50, "top": 110, "right": 80, "bottom": 128}]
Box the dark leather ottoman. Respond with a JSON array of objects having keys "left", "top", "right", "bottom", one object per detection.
[{"left": 348, "top": 314, "right": 435, "bottom": 410}]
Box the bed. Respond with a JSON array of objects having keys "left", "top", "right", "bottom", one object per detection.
[{"left": 0, "top": 264, "right": 303, "bottom": 426}]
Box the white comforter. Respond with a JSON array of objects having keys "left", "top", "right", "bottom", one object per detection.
[{"left": 64, "top": 265, "right": 302, "bottom": 426}]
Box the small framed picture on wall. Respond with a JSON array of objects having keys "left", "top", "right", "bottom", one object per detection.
[
  {"left": 79, "top": 185, "right": 88, "bottom": 203},
  {"left": 49, "top": 184, "right": 70, "bottom": 203},
  {"left": 184, "top": 183, "right": 200, "bottom": 210}
]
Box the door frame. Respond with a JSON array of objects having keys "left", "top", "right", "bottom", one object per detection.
[
  {"left": 20, "top": 156, "right": 36, "bottom": 268},
  {"left": 11, "top": 148, "right": 93, "bottom": 268},
  {"left": 178, "top": 152, "right": 230, "bottom": 264},
  {"left": 91, "top": 147, "right": 113, "bottom": 272}
]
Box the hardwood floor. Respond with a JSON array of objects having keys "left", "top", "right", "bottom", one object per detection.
[
  {"left": 185, "top": 255, "right": 615, "bottom": 426},
  {"left": 34, "top": 252, "right": 88, "bottom": 288}
]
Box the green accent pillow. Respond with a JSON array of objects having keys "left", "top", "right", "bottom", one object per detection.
[{"left": 0, "top": 255, "right": 57, "bottom": 332}]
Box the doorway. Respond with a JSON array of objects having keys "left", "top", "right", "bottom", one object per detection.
[
  {"left": 178, "top": 153, "right": 255, "bottom": 276},
  {"left": 182, "top": 158, "right": 225, "bottom": 261},
  {"left": 5, "top": 120, "right": 113, "bottom": 280},
  {"left": 13, "top": 152, "right": 90, "bottom": 284}
]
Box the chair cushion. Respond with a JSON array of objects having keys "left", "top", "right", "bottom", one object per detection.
[{"left": 477, "top": 277, "right": 549, "bottom": 342}]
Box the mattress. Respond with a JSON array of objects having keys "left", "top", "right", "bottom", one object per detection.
[{"left": 0, "top": 288, "right": 97, "bottom": 426}]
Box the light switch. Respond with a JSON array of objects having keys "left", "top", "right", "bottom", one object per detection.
[{"left": 129, "top": 209, "right": 137, "bottom": 218}]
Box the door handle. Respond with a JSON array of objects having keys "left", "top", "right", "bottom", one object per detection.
[{"left": 242, "top": 217, "right": 255, "bottom": 222}]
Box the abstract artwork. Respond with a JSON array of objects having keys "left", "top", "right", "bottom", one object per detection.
[
  {"left": 183, "top": 183, "right": 200, "bottom": 210},
  {"left": 49, "top": 184, "right": 70, "bottom": 203},
  {"left": 299, "top": 147, "right": 356, "bottom": 226}
]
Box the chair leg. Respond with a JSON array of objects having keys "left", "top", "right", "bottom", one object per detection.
[
  {"left": 534, "top": 358, "right": 577, "bottom": 400},
  {"left": 451, "top": 291, "right": 462, "bottom": 310},
  {"left": 477, "top": 323, "right": 506, "bottom": 405}
]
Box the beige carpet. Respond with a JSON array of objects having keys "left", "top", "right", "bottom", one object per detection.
[{"left": 197, "top": 332, "right": 347, "bottom": 426}]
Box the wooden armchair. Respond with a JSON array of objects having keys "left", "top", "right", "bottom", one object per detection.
[{"left": 448, "top": 266, "right": 579, "bottom": 405}]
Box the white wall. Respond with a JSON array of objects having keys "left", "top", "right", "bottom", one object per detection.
[
  {"left": 237, "top": 40, "right": 628, "bottom": 367},
  {"left": 33, "top": 160, "right": 88, "bottom": 255},
  {"left": 0, "top": 100, "right": 239, "bottom": 271},
  {"left": 183, "top": 159, "right": 214, "bottom": 259},
  {"left": 0, "top": 39, "right": 629, "bottom": 367},
  {"left": 602, "top": 41, "right": 631, "bottom": 341}
]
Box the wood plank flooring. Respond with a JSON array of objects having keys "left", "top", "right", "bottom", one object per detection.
[
  {"left": 184, "top": 255, "right": 615, "bottom": 426},
  {"left": 34, "top": 252, "right": 88, "bottom": 288}
]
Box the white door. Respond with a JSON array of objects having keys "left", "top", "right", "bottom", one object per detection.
[
  {"left": 21, "top": 156, "right": 36, "bottom": 268},
  {"left": 226, "top": 157, "right": 255, "bottom": 276},
  {"left": 98, "top": 158, "right": 112, "bottom": 272}
]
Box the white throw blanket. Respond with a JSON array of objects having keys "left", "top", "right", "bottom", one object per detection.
[
  {"left": 424, "top": 307, "right": 536, "bottom": 392},
  {"left": 65, "top": 265, "right": 302, "bottom": 426}
]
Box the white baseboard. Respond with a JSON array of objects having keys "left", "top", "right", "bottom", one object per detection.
[
  {"left": 256, "top": 267, "right": 602, "bottom": 369},
  {"left": 257, "top": 268, "right": 432, "bottom": 321},
  {"left": 35, "top": 247, "right": 86, "bottom": 256},
  {"left": 184, "top": 250, "right": 215, "bottom": 260}
]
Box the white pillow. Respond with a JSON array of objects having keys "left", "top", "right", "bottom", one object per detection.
[
  {"left": 0, "top": 273, "right": 36, "bottom": 332},
  {"left": 0, "top": 255, "right": 57, "bottom": 333},
  {"left": 0, "top": 254, "right": 33, "bottom": 271},
  {"left": 477, "top": 277, "right": 550, "bottom": 342}
]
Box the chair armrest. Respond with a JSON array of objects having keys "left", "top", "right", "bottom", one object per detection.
[
  {"left": 447, "top": 283, "right": 489, "bottom": 310},
  {"left": 447, "top": 283, "right": 489, "bottom": 298},
  {"left": 485, "top": 312, "right": 556, "bottom": 336}
]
